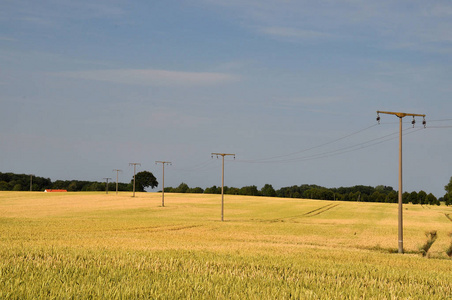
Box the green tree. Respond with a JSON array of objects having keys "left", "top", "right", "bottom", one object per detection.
[
  {"left": 133, "top": 171, "right": 158, "bottom": 192},
  {"left": 370, "top": 191, "right": 385, "bottom": 203},
  {"left": 385, "top": 191, "right": 398, "bottom": 203},
  {"left": 175, "top": 182, "right": 189, "bottom": 193},
  {"left": 189, "top": 187, "right": 204, "bottom": 193},
  {"left": 445, "top": 177, "right": 452, "bottom": 204},
  {"left": 426, "top": 193, "right": 438, "bottom": 206},
  {"left": 225, "top": 187, "right": 240, "bottom": 195},
  {"left": 444, "top": 193, "right": 451, "bottom": 206},
  {"left": 409, "top": 191, "right": 419, "bottom": 204},
  {"left": 12, "top": 183, "right": 23, "bottom": 191},
  {"left": 261, "top": 184, "right": 276, "bottom": 197},
  {"left": 204, "top": 185, "right": 221, "bottom": 194},
  {"left": 0, "top": 181, "right": 9, "bottom": 191},
  {"left": 240, "top": 185, "right": 260, "bottom": 196},
  {"left": 402, "top": 192, "right": 410, "bottom": 204},
  {"left": 417, "top": 190, "right": 427, "bottom": 205}
]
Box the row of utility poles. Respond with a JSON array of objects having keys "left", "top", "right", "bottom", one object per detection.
[
  {"left": 28, "top": 110, "right": 425, "bottom": 255},
  {"left": 105, "top": 162, "right": 172, "bottom": 207},
  {"left": 107, "top": 155, "right": 235, "bottom": 219}
]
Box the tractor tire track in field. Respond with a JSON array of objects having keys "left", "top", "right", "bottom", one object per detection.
[
  {"left": 255, "top": 203, "right": 340, "bottom": 223},
  {"left": 303, "top": 203, "right": 340, "bottom": 217},
  {"left": 445, "top": 213, "right": 452, "bottom": 222},
  {"left": 114, "top": 224, "right": 202, "bottom": 233}
]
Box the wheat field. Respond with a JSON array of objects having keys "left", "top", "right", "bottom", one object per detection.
[{"left": 1, "top": 191, "right": 451, "bottom": 299}]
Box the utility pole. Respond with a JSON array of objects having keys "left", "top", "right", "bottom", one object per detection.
[
  {"left": 155, "top": 161, "right": 172, "bottom": 207},
  {"left": 129, "top": 163, "right": 141, "bottom": 197},
  {"left": 30, "top": 174, "right": 34, "bottom": 192},
  {"left": 211, "top": 153, "right": 235, "bottom": 221},
  {"left": 376, "top": 111, "right": 426, "bottom": 254},
  {"left": 103, "top": 178, "right": 112, "bottom": 194},
  {"left": 113, "top": 169, "right": 122, "bottom": 195}
]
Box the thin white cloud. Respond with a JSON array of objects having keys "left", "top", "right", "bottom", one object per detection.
[
  {"left": 199, "top": 0, "right": 452, "bottom": 53},
  {"left": 0, "top": 36, "right": 17, "bottom": 42},
  {"left": 2, "top": 0, "right": 125, "bottom": 27},
  {"left": 260, "top": 26, "right": 332, "bottom": 39},
  {"left": 288, "top": 96, "right": 346, "bottom": 105},
  {"left": 54, "top": 69, "right": 240, "bottom": 87}
]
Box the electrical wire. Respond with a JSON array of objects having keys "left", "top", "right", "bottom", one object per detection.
[
  {"left": 234, "top": 127, "right": 424, "bottom": 165},
  {"left": 171, "top": 118, "right": 437, "bottom": 171},
  {"left": 237, "top": 123, "right": 379, "bottom": 163},
  {"left": 172, "top": 159, "right": 219, "bottom": 172}
]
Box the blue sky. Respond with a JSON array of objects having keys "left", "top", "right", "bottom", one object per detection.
[{"left": 1, "top": 0, "right": 451, "bottom": 196}]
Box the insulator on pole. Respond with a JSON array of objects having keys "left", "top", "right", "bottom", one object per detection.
[
  {"left": 412, "top": 116, "right": 416, "bottom": 128},
  {"left": 376, "top": 113, "right": 380, "bottom": 124},
  {"left": 423, "top": 117, "right": 426, "bottom": 128}
]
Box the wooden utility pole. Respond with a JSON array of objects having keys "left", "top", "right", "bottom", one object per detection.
[
  {"left": 376, "top": 111, "right": 426, "bottom": 254},
  {"left": 129, "top": 163, "right": 141, "bottom": 197},
  {"left": 30, "top": 174, "right": 34, "bottom": 192},
  {"left": 211, "top": 153, "right": 235, "bottom": 221},
  {"left": 103, "top": 178, "right": 112, "bottom": 194},
  {"left": 155, "top": 161, "right": 172, "bottom": 207},
  {"left": 113, "top": 169, "right": 122, "bottom": 195}
]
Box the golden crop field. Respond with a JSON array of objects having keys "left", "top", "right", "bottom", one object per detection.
[{"left": 1, "top": 191, "right": 451, "bottom": 299}]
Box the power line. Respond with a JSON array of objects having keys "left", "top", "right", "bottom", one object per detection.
[
  {"left": 103, "top": 177, "right": 112, "bottom": 194},
  {"left": 155, "top": 161, "right": 172, "bottom": 207},
  {"left": 240, "top": 123, "right": 379, "bottom": 163},
  {"left": 235, "top": 126, "right": 422, "bottom": 165},
  {"left": 377, "top": 110, "right": 426, "bottom": 254},
  {"left": 113, "top": 169, "right": 122, "bottom": 195},
  {"left": 172, "top": 159, "right": 217, "bottom": 172},
  {"left": 30, "top": 174, "right": 34, "bottom": 192},
  {"left": 211, "top": 153, "right": 235, "bottom": 222},
  {"left": 129, "top": 163, "right": 141, "bottom": 197}
]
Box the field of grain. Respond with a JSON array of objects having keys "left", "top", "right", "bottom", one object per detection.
[{"left": 1, "top": 191, "right": 451, "bottom": 298}]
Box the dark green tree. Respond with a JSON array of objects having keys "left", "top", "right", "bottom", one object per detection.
[
  {"left": 385, "top": 191, "right": 398, "bottom": 203},
  {"left": 260, "top": 184, "right": 276, "bottom": 197},
  {"left": 418, "top": 190, "right": 427, "bottom": 205},
  {"left": 240, "top": 185, "right": 260, "bottom": 196},
  {"left": 445, "top": 177, "right": 452, "bottom": 205},
  {"left": 189, "top": 187, "right": 204, "bottom": 193},
  {"left": 133, "top": 171, "right": 158, "bottom": 192},
  {"left": 444, "top": 193, "right": 451, "bottom": 206},
  {"left": 409, "top": 191, "right": 419, "bottom": 204},
  {"left": 402, "top": 192, "right": 410, "bottom": 204},
  {"left": 204, "top": 185, "right": 221, "bottom": 194},
  {"left": 426, "top": 193, "right": 438, "bottom": 206},
  {"left": 175, "top": 182, "right": 189, "bottom": 193}
]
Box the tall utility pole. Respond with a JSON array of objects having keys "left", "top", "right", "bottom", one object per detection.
[
  {"left": 155, "top": 161, "right": 172, "bottom": 207},
  {"left": 103, "top": 178, "right": 112, "bottom": 194},
  {"left": 30, "top": 174, "right": 34, "bottom": 192},
  {"left": 129, "top": 163, "right": 141, "bottom": 197},
  {"left": 211, "top": 153, "right": 235, "bottom": 221},
  {"left": 376, "top": 111, "right": 426, "bottom": 254},
  {"left": 113, "top": 169, "right": 122, "bottom": 195}
]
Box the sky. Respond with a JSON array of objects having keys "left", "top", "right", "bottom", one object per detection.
[{"left": 1, "top": 0, "right": 452, "bottom": 197}]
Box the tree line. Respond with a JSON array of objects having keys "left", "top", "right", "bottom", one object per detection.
[
  {"left": 0, "top": 171, "right": 158, "bottom": 192},
  {"left": 164, "top": 180, "right": 452, "bottom": 206},
  {"left": 2, "top": 171, "right": 451, "bottom": 206}
]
